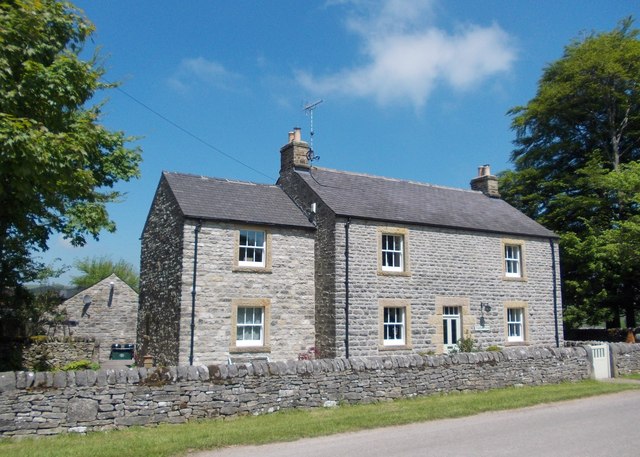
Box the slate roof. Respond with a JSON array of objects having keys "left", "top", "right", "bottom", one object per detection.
[
  {"left": 296, "top": 167, "right": 556, "bottom": 238},
  {"left": 162, "top": 172, "right": 314, "bottom": 229}
]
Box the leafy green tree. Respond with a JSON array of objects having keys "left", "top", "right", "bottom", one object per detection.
[
  {"left": 0, "top": 280, "right": 65, "bottom": 338},
  {"left": 0, "top": 0, "right": 141, "bottom": 293},
  {"left": 500, "top": 18, "right": 640, "bottom": 328},
  {"left": 72, "top": 256, "right": 139, "bottom": 291}
]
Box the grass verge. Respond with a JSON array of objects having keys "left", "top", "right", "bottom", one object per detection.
[{"left": 1, "top": 380, "right": 637, "bottom": 457}]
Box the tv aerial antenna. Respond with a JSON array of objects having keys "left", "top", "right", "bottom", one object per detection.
[{"left": 303, "top": 99, "right": 323, "bottom": 162}]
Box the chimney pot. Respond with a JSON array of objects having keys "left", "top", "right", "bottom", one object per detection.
[
  {"left": 280, "top": 128, "right": 310, "bottom": 174},
  {"left": 470, "top": 164, "right": 500, "bottom": 198}
]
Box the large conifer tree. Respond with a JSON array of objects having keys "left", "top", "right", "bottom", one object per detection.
[{"left": 500, "top": 18, "right": 640, "bottom": 328}]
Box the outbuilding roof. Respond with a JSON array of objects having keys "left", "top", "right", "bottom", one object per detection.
[
  {"left": 162, "top": 171, "right": 314, "bottom": 229},
  {"left": 295, "top": 167, "right": 556, "bottom": 238}
]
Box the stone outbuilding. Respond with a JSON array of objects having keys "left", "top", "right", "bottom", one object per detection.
[
  {"left": 61, "top": 274, "right": 139, "bottom": 362},
  {"left": 139, "top": 128, "right": 562, "bottom": 365}
]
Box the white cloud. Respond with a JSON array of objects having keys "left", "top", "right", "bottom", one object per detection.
[
  {"left": 345, "top": 0, "right": 435, "bottom": 37},
  {"left": 298, "top": 0, "right": 516, "bottom": 108},
  {"left": 168, "top": 57, "right": 242, "bottom": 93}
]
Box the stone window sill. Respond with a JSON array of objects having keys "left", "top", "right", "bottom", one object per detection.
[
  {"left": 504, "top": 341, "right": 529, "bottom": 347},
  {"left": 229, "top": 346, "right": 271, "bottom": 354},
  {"left": 378, "top": 344, "right": 413, "bottom": 351},
  {"left": 502, "top": 276, "right": 527, "bottom": 282},
  {"left": 232, "top": 267, "right": 272, "bottom": 274},
  {"left": 377, "top": 270, "right": 411, "bottom": 278}
]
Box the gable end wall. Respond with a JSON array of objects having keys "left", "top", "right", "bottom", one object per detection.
[
  {"left": 138, "top": 176, "right": 185, "bottom": 366},
  {"left": 62, "top": 275, "right": 138, "bottom": 362}
]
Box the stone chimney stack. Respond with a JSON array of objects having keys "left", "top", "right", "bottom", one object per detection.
[
  {"left": 280, "top": 127, "right": 310, "bottom": 174},
  {"left": 470, "top": 165, "right": 500, "bottom": 198}
]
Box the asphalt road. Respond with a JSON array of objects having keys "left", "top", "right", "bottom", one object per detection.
[{"left": 189, "top": 389, "right": 640, "bottom": 457}]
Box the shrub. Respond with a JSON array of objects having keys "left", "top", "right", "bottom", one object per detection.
[
  {"left": 456, "top": 332, "right": 477, "bottom": 353},
  {"left": 60, "top": 360, "right": 100, "bottom": 371}
]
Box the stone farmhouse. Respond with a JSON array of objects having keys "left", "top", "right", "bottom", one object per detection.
[
  {"left": 138, "top": 168, "right": 316, "bottom": 366},
  {"left": 138, "top": 129, "right": 562, "bottom": 366}
]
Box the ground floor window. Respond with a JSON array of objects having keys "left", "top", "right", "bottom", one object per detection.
[
  {"left": 383, "top": 307, "right": 405, "bottom": 345},
  {"left": 507, "top": 308, "right": 524, "bottom": 342},
  {"left": 443, "top": 306, "right": 461, "bottom": 352},
  {"left": 379, "top": 300, "right": 411, "bottom": 348},
  {"left": 230, "top": 298, "right": 271, "bottom": 352},
  {"left": 236, "top": 307, "right": 264, "bottom": 346}
]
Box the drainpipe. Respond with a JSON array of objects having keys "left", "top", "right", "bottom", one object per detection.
[
  {"left": 549, "top": 238, "right": 560, "bottom": 348},
  {"left": 344, "top": 218, "right": 351, "bottom": 359},
  {"left": 189, "top": 220, "right": 202, "bottom": 365}
]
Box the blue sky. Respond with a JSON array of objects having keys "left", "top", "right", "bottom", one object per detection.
[{"left": 41, "top": 0, "right": 638, "bottom": 284}]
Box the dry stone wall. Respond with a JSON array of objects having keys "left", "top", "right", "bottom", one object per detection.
[
  {"left": 611, "top": 343, "right": 640, "bottom": 375},
  {"left": 0, "top": 346, "right": 595, "bottom": 437},
  {"left": 21, "top": 337, "right": 98, "bottom": 371}
]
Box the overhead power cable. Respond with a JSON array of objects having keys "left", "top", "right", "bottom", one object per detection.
[{"left": 102, "top": 78, "right": 275, "bottom": 182}]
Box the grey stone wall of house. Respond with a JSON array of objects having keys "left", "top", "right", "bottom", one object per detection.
[
  {"left": 278, "top": 170, "right": 338, "bottom": 359},
  {"left": 277, "top": 137, "right": 562, "bottom": 359},
  {"left": 332, "top": 219, "right": 563, "bottom": 357},
  {"left": 138, "top": 176, "right": 185, "bottom": 366},
  {"left": 0, "top": 346, "right": 594, "bottom": 437},
  {"left": 62, "top": 275, "right": 138, "bottom": 363},
  {"left": 177, "top": 220, "right": 316, "bottom": 365}
]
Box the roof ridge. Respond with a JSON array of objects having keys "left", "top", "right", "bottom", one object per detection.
[
  {"left": 308, "top": 166, "right": 478, "bottom": 194},
  {"left": 163, "top": 171, "right": 278, "bottom": 188}
]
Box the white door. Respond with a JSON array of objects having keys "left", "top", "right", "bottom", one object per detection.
[{"left": 443, "top": 306, "right": 461, "bottom": 353}]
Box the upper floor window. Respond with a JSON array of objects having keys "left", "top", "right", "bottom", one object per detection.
[
  {"left": 378, "top": 227, "right": 410, "bottom": 276},
  {"left": 504, "top": 244, "right": 522, "bottom": 278},
  {"left": 239, "top": 229, "right": 265, "bottom": 267},
  {"left": 382, "top": 234, "right": 404, "bottom": 271}
]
